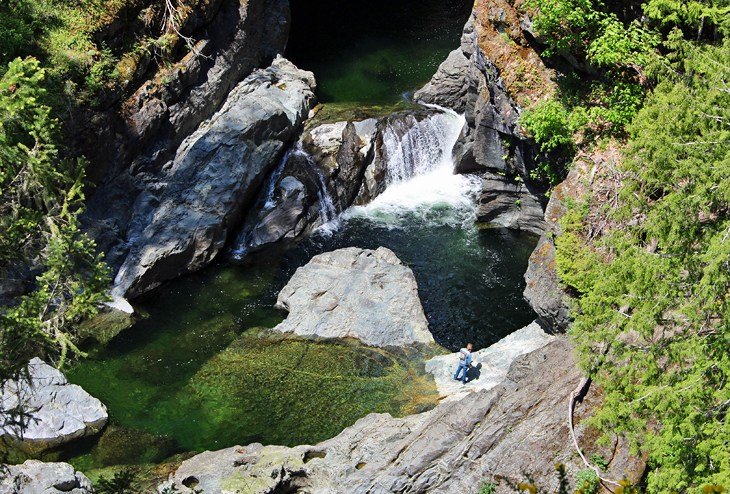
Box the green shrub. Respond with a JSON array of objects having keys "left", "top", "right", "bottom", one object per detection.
[
  {"left": 480, "top": 481, "right": 497, "bottom": 494},
  {"left": 575, "top": 469, "right": 599, "bottom": 494},
  {"left": 521, "top": 99, "right": 574, "bottom": 153}
]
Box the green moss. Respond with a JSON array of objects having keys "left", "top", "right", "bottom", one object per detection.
[
  {"left": 182, "top": 331, "right": 439, "bottom": 448},
  {"left": 306, "top": 101, "right": 411, "bottom": 127}
]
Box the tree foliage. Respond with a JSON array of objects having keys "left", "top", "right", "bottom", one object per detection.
[
  {"left": 0, "top": 58, "right": 108, "bottom": 382},
  {"left": 556, "top": 40, "right": 730, "bottom": 492}
]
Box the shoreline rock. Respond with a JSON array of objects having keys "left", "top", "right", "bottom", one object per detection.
[
  {"left": 273, "top": 247, "right": 434, "bottom": 348},
  {"left": 0, "top": 359, "right": 108, "bottom": 455},
  {"left": 425, "top": 320, "right": 554, "bottom": 400},
  {"left": 0, "top": 460, "right": 93, "bottom": 494},
  {"left": 112, "top": 57, "right": 316, "bottom": 298},
  {"left": 159, "top": 338, "right": 645, "bottom": 493}
]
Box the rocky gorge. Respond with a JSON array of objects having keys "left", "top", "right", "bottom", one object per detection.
[{"left": 1, "top": 0, "right": 642, "bottom": 492}]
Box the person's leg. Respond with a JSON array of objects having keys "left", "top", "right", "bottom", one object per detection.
[
  {"left": 462, "top": 365, "right": 468, "bottom": 384},
  {"left": 454, "top": 363, "right": 464, "bottom": 381}
]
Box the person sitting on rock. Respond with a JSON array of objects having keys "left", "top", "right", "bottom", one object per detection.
[{"left": 453, "top": 343, "right": 473, "bottom": 384}]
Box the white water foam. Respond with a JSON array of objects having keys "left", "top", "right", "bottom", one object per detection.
[
  {"left": 106, "top": 289, "right": 135, "bottom": 314},
  {"left": 344, "top": 106, "right": 481, "bottom": 228}
]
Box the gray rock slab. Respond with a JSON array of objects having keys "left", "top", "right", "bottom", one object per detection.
[
  {"left": 273, "top": 247, "right": 434, "bottom": 348},
  {"left": 0, "top": 460, "right": 93, "bottom": 494},
  {"left": 425, "top": 321, "right": 555, "bottom": 400},
  {"left": 1, "top": 359, "right": 107, "bottom": 453}
]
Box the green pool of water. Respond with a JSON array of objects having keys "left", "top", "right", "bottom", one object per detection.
[
  {"left": 64, "top": 215, "right": 536, "bottom": 470},
  {"left": 287, "top": 0, "right": 473, "bottom": 103}
]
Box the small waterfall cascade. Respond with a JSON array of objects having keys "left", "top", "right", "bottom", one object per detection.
[
  {"left": 263, "top": 149, "right": 293, "bottom": 210},
  {"left": 290, "top": 145, "right": 338, "bottom": 228},
  {"left": 380, "top": 106, "right": 465, "bottom": 186},
  {"left": 346, "top": 106, "right": 480, "bottom": 227}
]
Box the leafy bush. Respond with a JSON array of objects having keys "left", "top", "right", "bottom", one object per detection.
[
  {"left": 575, "top": 469, "right": 599, "bottom": 494},
  {"left": 521, "top": 99, "right": 574, "bottom": 153}
]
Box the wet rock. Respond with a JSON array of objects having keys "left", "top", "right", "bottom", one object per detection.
[
  {"left": 113, "top": 57, "right": 316, "bottom": 298},
  {"left": 160, "top": 338, "right": 645, "bottom": 493},
  {"left": 273, "top": 247, "right": 434, "bottom": 348},
  {"left": 244, "top": 176, "right": 310, "bottom": 251},
  {"left": 477, "top": 171, "right": 546, "bottom": 234},
  {"left": 425, "top": 320, "right": 554, "bottom": 400},
  {"left": 416, "top": 13, "right": 548, "bottom": 234},
  {"left": 0, "top": 460, "right": 93, "bottom": 494},
  {"left": 0, "top": 359, "right": 107, "bottom": 454}
]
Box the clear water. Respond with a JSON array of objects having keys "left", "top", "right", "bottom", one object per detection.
[
  {"left": 64, "top": 106, "right": 538, "bottom": 469},
  {"left": 286, "top": 0, "right": 473, "bottom": 103},
  {"left": 65, "top": 213, "right": 536, "bottom": 469}
]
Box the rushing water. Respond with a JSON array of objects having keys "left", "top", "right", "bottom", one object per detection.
[
  {"left": 287, "top": 0, "right": 473, "bottom": 103},
  {"left": 65, "top": 108, "right": 537, "bottom": 470}
]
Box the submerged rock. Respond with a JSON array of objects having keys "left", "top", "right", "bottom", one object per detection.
[
  {"left": 0, "top": 359, "right": 107, "bottom": 454},
  {"left": 425, "top": 320, "right": 554, "bottom": 400},
  {"left": 113, "top": 57, "right": 316, "bottom": 298},
  {"left": 160, "top": 338, "right": 645, "bottom": 493},
  {"left": 0, "top": 460, "right": 93, "bottom": 494},
  {"left": 273, "top": 247, "right": 434, "bottom": 348}
]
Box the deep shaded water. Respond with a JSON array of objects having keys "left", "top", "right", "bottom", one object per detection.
[
  {"left": 65, "top": 216, "right": 536, "bottom": 469},
  {"left": 287, "top": 0, "right": 473, "bottom": 103}
]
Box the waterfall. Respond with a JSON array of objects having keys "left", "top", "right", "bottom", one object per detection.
[
  {"left": 290, "top": 145, "right": 339, "bottom": 234},
  {"left": 380, "top": 107, "right": 465, "bottom": 186},
  {"left": 263, "top": 149, "right": 293, "bottom": 210},
  {"left": 346, "top": 106, "right": 481, "bottom": 227}
]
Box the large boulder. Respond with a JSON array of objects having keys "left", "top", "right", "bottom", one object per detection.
[
  {"left": 0, "top": 460, "right": 93, "bottom": 494},
  {"left": 0, "top": 359, "right": 107, "bottom": 454},
  {"left": 425, "top": 320, "right": 554, "bottom": 400},
  {"left": 273, "top": 247, "right": 434, "bottom": 348},
  {"left": 159, "top": 338, "right": 645, "bottom": 493},
  {"left": 113, "top": 57, "right": 316, "bottom": 298}
]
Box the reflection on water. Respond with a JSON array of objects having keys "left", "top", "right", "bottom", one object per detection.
[{"left": 287, "top": 0, "right": 473, "bottom": 103}]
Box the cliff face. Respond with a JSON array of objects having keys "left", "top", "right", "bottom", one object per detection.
[{"left": 415, "top": 0, "right": 556, "bottom": 235}]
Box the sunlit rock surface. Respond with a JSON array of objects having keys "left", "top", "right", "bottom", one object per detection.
[
  {"left": 273, "top": 247, "right": 434, "bottom": 348},
  {"left": 425, "top": 320, "right": 555, "bottom": 400},
  {"left": 159, "top": 339, "right": 645, "bottom": 493},
  {"left": 0, "top": 359, "right": 107, "bottom": 453},
  {"left": 0, "top": 460, "right": 93, "bottom": 494},
  {"left": 113, "top": 57, "right": 316, "bottom": 298}
]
